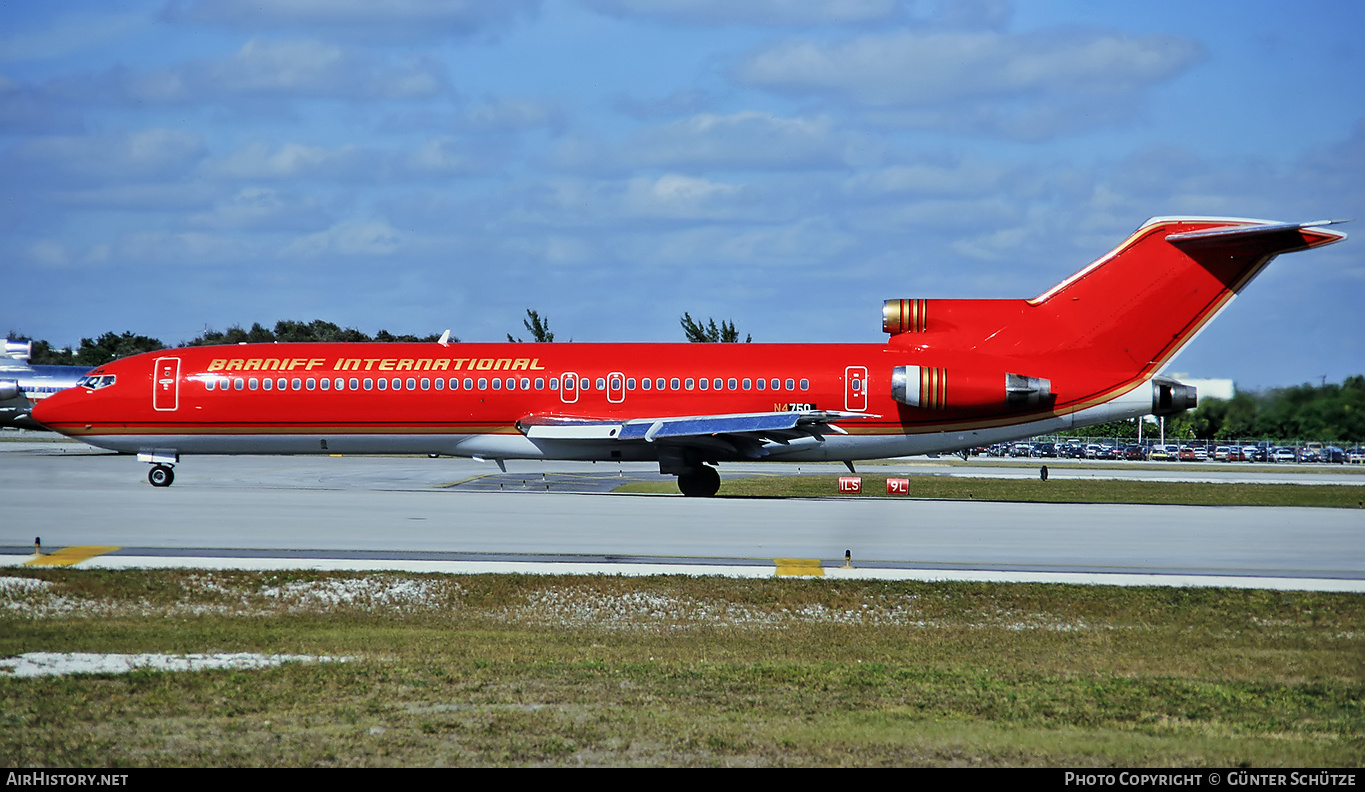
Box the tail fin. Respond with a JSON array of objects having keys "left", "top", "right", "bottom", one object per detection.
[
  {"left": 1029, "top": 217, "right": 1346, "bottom": 379},
  {"left": 883, "top": 217, "right": 1345, "bottom": 410}
]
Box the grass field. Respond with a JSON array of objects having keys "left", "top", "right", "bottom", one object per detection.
[
  {"left": 3, "top": 569, "right": 1362, "bottom": 767},
  {"left": 615, "top": 474, "right": 1365, "bottom": 508}
]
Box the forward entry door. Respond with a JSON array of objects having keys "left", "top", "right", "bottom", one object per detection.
[{"left": 153, "top": 357, "right": 180, "bottom": 411}]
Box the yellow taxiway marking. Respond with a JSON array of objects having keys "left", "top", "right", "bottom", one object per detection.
[
  {"left": 774, "top": 558, "right": 824, "bottom": 577},
  {"left": 25, "top": 546, "right": 121, "bottom": 567}
]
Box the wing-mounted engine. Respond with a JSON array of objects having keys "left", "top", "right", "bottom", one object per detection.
[{"left": 891, "top": 365, "right": 1052, "bottom": 411}]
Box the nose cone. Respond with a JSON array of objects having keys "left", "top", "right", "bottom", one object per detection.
[{"left": 29, "top": 387, "right": 80, "bottom": 432}]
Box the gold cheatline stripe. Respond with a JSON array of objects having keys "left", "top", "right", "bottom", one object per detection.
[
  {"left": 774, "top": 558, "right": 824, "bottom": 577},
  {"left": 26, "top": 546, "right": 121, "bottom": 567}
]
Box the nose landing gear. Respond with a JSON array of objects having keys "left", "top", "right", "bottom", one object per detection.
[
  {"left": 148, "top": 465, "right": 175, "bottom": 487},
  {"left": 138, "top": 450, "right": 180, "bottom": 488}
]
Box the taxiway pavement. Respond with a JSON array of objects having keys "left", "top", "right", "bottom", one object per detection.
[{"left": 2, "top": 439, "right": 1361, "bottom": 591}]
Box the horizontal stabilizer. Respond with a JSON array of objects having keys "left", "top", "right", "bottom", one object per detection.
[{"left": 1165, "top": 219, "right": 1348, "bottom": 248}]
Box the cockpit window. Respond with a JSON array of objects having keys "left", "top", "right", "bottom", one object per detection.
[{"left": 78, "top": 375, "right": 116, "bottom": 390}]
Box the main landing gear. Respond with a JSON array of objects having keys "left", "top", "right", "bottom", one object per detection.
[
  {"left": 677, "top": 464, "right": 721, "bottom": 497},
  {"left": 148, "top": 465, "right": 175, "bottom": 487}
]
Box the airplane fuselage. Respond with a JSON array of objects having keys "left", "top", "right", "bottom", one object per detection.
[{"left": 31, "top": 217, "right": 1347, "bottom": 493}]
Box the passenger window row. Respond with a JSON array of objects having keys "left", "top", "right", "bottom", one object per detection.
[{"left": 202, "top": 375, "right": 812, "bottom": 393}]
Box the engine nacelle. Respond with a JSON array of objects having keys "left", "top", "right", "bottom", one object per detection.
[
  {"left": 3, "top": 339, "right": 32, "bottom": 362},
  {"left": 882, "top": 299, "right": 927, "bottom": 334},
  {"left": 0, "top": 379, "right": 20, "bottom": 401},
  {"left": 891, "top": 365, "right": 1052, "bottom": 411},
  {"left": 1151, "top": 378, "right": 1197, "bottom": 416}
]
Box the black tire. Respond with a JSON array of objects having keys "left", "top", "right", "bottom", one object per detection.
[
  {"left": 677, "top": 465, "right": 720, "bottom": 497},
  {"left": 148, "top": 465, "right": 174, "bottom": 487}
]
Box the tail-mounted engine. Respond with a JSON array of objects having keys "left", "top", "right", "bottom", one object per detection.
[
  {"left": 3, "top": 339, "right": 32, "bottom": 362},
  {"left": 891, "top": 365, "right": 1052, "bottom": 411},
  {"left": 882, "top": 299, "right": 927, "bottom": 334},
  {"left": 1150, "top": 377, "right": 1197, "bottom": 416}
]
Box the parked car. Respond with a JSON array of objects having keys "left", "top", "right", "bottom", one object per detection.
[
  {"left": 1122, "top": 445, "right": 1147, "bottom": 461},
  {"left": 1271, "top": 447, "right": 1296, "bottom": 463},
  {"left": 1149, "top": 444, "right": 1178, "bottom": 461}
]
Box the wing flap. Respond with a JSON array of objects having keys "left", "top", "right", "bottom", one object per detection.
[{"left": 519, "top": 410, "right": 876, "bottom": 444}]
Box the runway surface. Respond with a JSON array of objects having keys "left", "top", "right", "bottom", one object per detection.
[{"left": 2, "top": 438, "right": 1362, "bottom": 591}]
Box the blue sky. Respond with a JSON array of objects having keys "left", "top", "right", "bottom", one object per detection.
[{"left": 2, "top": 0, "right": 1361, "bottom": 389}]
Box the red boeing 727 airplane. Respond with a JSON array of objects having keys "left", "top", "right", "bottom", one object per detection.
[{"left": 32, "top": 217, "right": 1345, "bottom": 495}]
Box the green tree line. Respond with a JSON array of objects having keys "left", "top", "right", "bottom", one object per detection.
[
  {"left": 1061, "top": 376, "right": 1365, "bottom": 443},
  {"left": 16, "top": 309, "right": 752, "bottom": 369},
  {"left": 19, "top": 320, "right": 445, "bottom": 368}
]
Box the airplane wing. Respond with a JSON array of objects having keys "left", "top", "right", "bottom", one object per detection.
[{"left": 516, "top": 410, "right": 879, "bottom": 459}]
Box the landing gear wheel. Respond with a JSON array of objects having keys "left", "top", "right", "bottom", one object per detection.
[
  {"left": 677, "top": 464, "right": 720, "bottom": 497},
  {"left": 148, "top": 465, "right": 175, "bottom": 487}
]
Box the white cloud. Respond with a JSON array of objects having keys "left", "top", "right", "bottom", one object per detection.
[
  {"left": 8, "top": 129, "right": 205, "bottom": 185},
  {"left": 201, "top": 141, "right": 349, "bottom": 180},
  {"left": 582, "top": 0, "right": 900, "bottom": 26},
  {"left": 164, "top": 0, "right": 540, "bottom": 42},
  {"left": 735, "top": 28, "right": 1203, "bottom": 106},
  {"left": 623, "top": 111, "right": 847, "bottom": 170},
  {"left": 185, "top": 187, "right": 329, "bottom": 232},
  {"left": 844, "top": 157, "right": 1011, "bottom": 197},
  {"left": 116, "top": 38, "right": 449, "bottom": 104},
  {"left": 283, "top": 219, "right": 404, "bottom": 259},
  {"left": 623, "top": 173, "right": 743, "bottom": 218}
]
